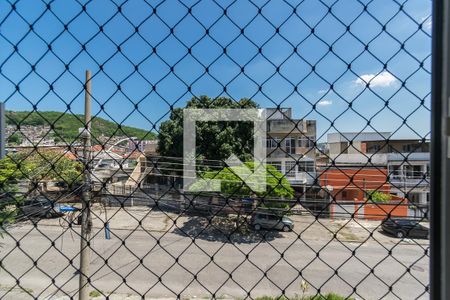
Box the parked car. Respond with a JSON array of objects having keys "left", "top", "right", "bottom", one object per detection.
[
  {"left": 18, "top": 197, "right": 63, "bottom": 219},
  {"left": 251, "top": 213, "right": 294, "bottom": 232},
  {"left": 381, "top": 218, "right": 429, "bottom": 239}
]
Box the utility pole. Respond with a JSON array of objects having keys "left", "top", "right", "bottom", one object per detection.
[
  {"left": 79, "top": 70, "right": 92, "bottom": 300},
  {"left": 0, "top": 102, "right": 5, "bottom": 159}
]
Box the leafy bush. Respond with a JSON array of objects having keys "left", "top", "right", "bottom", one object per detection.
[
  {"left": 191, "top": 162, "right": 294, "bottom": 203},
  {"left": 366, "top": 190, "right": 391, "bottom": 203},
  {"left": 13, "top": 150, "right": 83, "bottom": 186},
  {"left": 7, "top": 133, "right": 22, "bottom": 145}
]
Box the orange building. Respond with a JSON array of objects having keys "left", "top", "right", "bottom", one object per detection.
[
  {"left": 320, "top": 168, "right": 411, "bottom": 220},
  {"left": 319, "top": 168, "right": 390, "bottom": 201}
]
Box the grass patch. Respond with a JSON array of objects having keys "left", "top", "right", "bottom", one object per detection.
[
  {"left": 89, "top": 290, "right": 102, "bottom": 297},
  {"left": 337, "top": 230, "right": 361, "bottom": 242},
  {"left": 253, "top": 293, "right": 354, "bottom": 300}
]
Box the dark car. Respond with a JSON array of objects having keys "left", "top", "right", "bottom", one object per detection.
[
  {"left": 251, "top": 213, "right": 294, "bottom": 232},
  {"left": 381, "top": 218, "right": 429, "bottom": 239},
  {"left": 18, "top": 198, "right": 63, "bottom": 219}
]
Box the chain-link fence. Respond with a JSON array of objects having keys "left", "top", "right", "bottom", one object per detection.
[{"left": 0, "top": 0, "right": 431, "bottom": 299}]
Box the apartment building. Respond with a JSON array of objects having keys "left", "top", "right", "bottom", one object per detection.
[{"left": 265, "top": 108, "right": 317, "bottom": 187}]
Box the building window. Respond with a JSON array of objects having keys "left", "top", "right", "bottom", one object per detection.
[
  {"left": 267, "top": 137, "right": 281, "bottom": 148},
  {"left": 269, "top": 162, "right": 282, "bottom": 173},
  {"left": 342, "top": 190, "right": 348, "bottom": 199},
  {"left": 408, "top": 193, "right": 421, "bottom": 204},
  {"left": 404, "top": 165, "right": 422, "bottom": 179},
  {"left": 388, "top": 165, "right": 402, "bottom": 179},
  {"left": 285, "top": 161, "right": 297, "bottom": 177},
  {"left": 367, "top": 144, "right": 381, "bottom": 153},
  {"left": 298, "top": 161, "right": 315, "bottom": 173},
  {"left": 402, "top": 144, "right": 416, "bottom": 153},
  {"left": 298, "top": 136, "right": 315, "bottom": 148},
  {"left": 285, "top": 137, "right": 296, "bottom": 154}
]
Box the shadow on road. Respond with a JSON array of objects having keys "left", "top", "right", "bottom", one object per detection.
[{"left": 173, "top": 215, "right": 283, "bottom": 244}]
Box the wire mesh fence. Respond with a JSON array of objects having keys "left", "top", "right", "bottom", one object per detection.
[{"left": 0, "top": 0, "right": 431, "bottom": 299}]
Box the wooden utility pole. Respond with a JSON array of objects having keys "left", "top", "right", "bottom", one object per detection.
[{"left": 79, "top": 70, "right": 92, "bottom": 300}]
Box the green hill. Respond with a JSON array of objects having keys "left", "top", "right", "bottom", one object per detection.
[{"left": 6, "top": 111, "right": 157, "bottom": 143}]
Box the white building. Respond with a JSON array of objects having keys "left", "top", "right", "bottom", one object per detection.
[{"left": 266, "top": 108, "right": 317, "bottom": 186}]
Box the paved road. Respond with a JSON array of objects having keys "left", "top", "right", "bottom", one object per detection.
[{"left": 0, "top": 222, "right": 429, "bottom": 300}]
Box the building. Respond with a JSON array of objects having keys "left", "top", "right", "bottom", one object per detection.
[
  {"left": 128, "top": 139, "right": 158, "bottom": 153},
  {"left": 6, "top": 125, "right": 56, "bottom": 146},
  {"left": 265, "top": 108, "right": 317, "bottom": 188},
  {"left": 324, "top": 132, "right": 429, "bottom": 218},
  {"left": 320, "top": 168, "right": 390, "bottom": 201}
]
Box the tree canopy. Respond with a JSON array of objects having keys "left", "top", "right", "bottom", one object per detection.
[
  {"left": 158, "top": 96, "right": 259, "bottom": 162},
  {"left": 16, "top": 150, "right": 83, "bottom": 185},
  {"left": 0, "top": 156, "right": 24, "bottom": 194},
  {"left": 366, "top": 190, "right": 391, "bottom": 203},
  {"left": 7, "top": 133, "right": 22, "bottom": 145},
  {"left": 0, "top": 151, "right": 82, "bottom": 227},
  {"left": 191, "top": 162, "right": 294, "bottom": 200},
  {"left": 2, "top": 151, "right": 83, "bottom": 188}
]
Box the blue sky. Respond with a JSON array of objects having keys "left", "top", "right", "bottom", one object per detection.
[{"left": 0, "top": 0, "right": 432, "bottom": 141}]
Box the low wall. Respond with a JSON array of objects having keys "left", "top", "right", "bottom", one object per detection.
[
  {"left": 362, "top": 201, "right": 408, "bottom": 220},
  {"left": 330, "top": 197, "right": 408, "bottom": 220}
]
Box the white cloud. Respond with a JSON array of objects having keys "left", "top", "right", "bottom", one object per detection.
[
  {"left": 354, "top": 71, "right": 398, "bottom": 88},
  {"left": 421, "top": 16, "right": 432, "bottom": 30},
  {"left": 317, "top": 99, "right": 332, "bottom": 106}
]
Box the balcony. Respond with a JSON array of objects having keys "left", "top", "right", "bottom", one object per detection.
[
  {"left": 387, "top": 152, "right": 430, "bottom": 161},
  {"left": 389, "top": 174, "right": 430, "bottom": 188},
  {"left": 330, "top": 153, "right": 388, "bottom": 165},
  {"left": 267, "top": 119, "right": 306, "bottom": 133},
  {"left": 285, "top": 171, "right": 317, "bottom": 185}
]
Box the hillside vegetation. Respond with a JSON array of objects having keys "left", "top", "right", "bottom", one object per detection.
[{"left": 6, "top": 111, "right": 156, "bottom": 142}]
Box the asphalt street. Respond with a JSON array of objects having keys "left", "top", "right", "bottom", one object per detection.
[{"left": 0, "top": 217, "right": 429, "bottom": 300}]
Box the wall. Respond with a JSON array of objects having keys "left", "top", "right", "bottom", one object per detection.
[
  {"left": 319, "top": 168, "right": 390, "bottom": 201},
  {"left": 329, "top": 196, "right": 409, "bottom": 220},
  {"left": 355, "top": 195, "right": 409, "bottom": 220}
]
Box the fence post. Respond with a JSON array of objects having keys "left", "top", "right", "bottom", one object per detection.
[
  {"left": 79, "top": 70, "right": 92, "bottom": 300},
  {"left": 431, "top": 0, "right": 450, "bottom": 299}
]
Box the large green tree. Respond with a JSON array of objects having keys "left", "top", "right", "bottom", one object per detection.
[
  {"left": 0, "top": 151, "right": 82, "bottom": 226},
  {"left": 191, "top": 162, "right": 294, "bottom": 209},
  {"left": 0, "top": 156, "right": 26, "bottom": 226},
  {"left": 0, "top": 156, "right": 24, "bottom": 194},
  {"left": 158, "top": 96, "right": 258, "bottom": 162}
]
